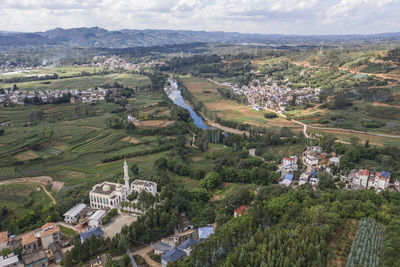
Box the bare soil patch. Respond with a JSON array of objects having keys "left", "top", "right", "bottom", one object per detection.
[
  {"left": 133, "top": 120, "right": 175, "bottom": 128},
  {"left": 121, "top": 136, "right": 141, "bottom": 144},
  {"left": 14, "top": 150, "right": 39, "bottom": 161},
  {"left": 103, "top": 214, "right": 137, "bottom": 238}
]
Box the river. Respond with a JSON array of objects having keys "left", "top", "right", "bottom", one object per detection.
[{"left": 164, "top": 79, "right": 209, "bottom": 130}]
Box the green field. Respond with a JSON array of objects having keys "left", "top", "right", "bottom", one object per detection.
[
  {"left": 0, "top": 184, "right": 51, "bottom": 217},
  {"left": 0, "top": 72, "right": 150, "bottom": 90}
]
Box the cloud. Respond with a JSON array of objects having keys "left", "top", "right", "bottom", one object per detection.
[{"left": 0, "top": 0, "right": 399, "bottom": 34}]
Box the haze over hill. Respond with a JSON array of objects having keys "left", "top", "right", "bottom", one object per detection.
[{"left": 1, "top": 27, "right": 400, "bottom": 50}]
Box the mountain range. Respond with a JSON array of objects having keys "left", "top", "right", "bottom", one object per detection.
[{"left": 1, "top": 27, "right": 400, "bottom": 50}]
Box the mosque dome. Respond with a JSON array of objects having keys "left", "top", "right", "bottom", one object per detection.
[{"left": 103, "top": 184, "right": 111, "bottom": 192}]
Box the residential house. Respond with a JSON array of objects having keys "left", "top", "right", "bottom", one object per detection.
[
  {"left": 178, "top": 238, "right": 199, "bottom": 256},
  {"left": 329, "top": 156, "right": 340, "bottom": 166},
  {"left": 46, "top": 243, "right": 63, "bottom": 265},
  {"left": 154, "top": 242, "right": 172, "bottom": 256},
  {"left": 63, "top": 203, "right": 87, "bottom": 224},
  {"left": 198, "top": 227, "right": 214, "bottom": 240},
  {"left": 0, "top": 255, "right": 22, "bottom": 267},
  {"left": 305, "top": 154, "right": 319, "bottom": 166},
  {"left": 299, "top": 172, "right": 309, "bottom": 185},
  {"left": 0, "top": 232, "right": 8, "bottom": 251},
  {"left": 22, "top": 250, "right": 47, "bottom": 267},
  {"left": 376, "top": 171, "right": 391, "bottom": 191},
  {"left": 233, "top": 206, "right": 249, "bottom": 218},
  {"left": 80, "top": 227, "right": 104, "bottom": 244},
  {"left": 40, "top": 223, "right": 61, "bottom": 249},
  {"left": 21, "top": 233, "right": 39, "bottom": 253},
  {"left": 88, "top": 210, "right": 107, "bottom": 228},
  {"left": 279, "top": 174, "right": 293, "bottom": 187},
  {"left": 161, "top": 248, "right": 185, "bottom": 267},
  {"left": 131, "top": 180, "right": 157, "bottom": 197},
  {"left": 395, "top": 180, "right": 400, "bottom": 192},
  {"left": 353, "top": 169, "right": 369, "bottom": 188}
]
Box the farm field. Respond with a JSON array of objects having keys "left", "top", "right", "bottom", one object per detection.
[
  {"left": 0, "top": 183, "right": 52, "bottom": 217},
  {"left": 327, "top": 219, "right": 359, "bottom": 267},
  {"left": 0, "top": 72, "right": 150, "bottom": 90},
  {"left": 181, "top": 76, "right": 300, "bottom": 130}
]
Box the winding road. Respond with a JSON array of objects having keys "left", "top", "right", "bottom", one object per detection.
[{"left": 202, "top": 80, "right": 400, "bottom": 142}]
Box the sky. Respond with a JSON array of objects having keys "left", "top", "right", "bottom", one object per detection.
[{"left": 0, "top": 0, "right": 399, "bottom": 35}]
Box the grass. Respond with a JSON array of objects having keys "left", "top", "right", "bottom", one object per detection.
[
  {"left": 59, "top": 225, "right": 77, "bottom": 238},
  {"left": 0, "top": 72, "right": 150, "bottom": 91},
  {"left": 0, "top": 184, "right": 51, "bottom": 217}
]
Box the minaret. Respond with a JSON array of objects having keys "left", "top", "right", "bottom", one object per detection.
[{"left": 124, "top": 159, "right": 130, "bottom": 194}]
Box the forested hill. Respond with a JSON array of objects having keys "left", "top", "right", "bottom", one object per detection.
[
  {"left": 1, "top": 27, "right": 400, "bottom": 50},
  {"left": 171, "top": 186, "right": 400, "bottom": 267}
]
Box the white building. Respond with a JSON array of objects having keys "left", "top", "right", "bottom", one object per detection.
[
  {"left": 89, "top": 160, "right": 158, "bottom": 209},
  {"left": 131, "top": 180, "right": 157, "bottom": 197},
  {"left": 88, "top": 210, "right": 107, "bottom": 227},
  {"left": 0, "top": 255, "right": 22, "bottom": 267},
  {"left": 329, "top": 157, "right": 340, "bottom": 166},
  {"left": 89, "top": 160, "right": 131, "bottom": 209},
  {"left": 352, "top": 169, "right": 369, "bottom": 188},
  {"left": 305, "top": 154, "right": 319, "bottom": 166},
  {"left": 63, "top": 203, "right": 87, "bottom": 224}
]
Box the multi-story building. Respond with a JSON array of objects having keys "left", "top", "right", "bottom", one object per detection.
[{"left": 131, "top": 180, "right": 157, "bottom": 197}]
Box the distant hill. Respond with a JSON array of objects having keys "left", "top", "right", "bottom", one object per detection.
[{"left": 1, "top": 27, "right": 400, "bottom": 50}]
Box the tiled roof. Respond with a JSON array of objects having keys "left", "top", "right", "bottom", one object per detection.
[
  {"left": 80, "top": 227, "right": 104, "bottom": 243},
  {"left": 161, "top": 247, "right": 185, "bottom": 263},
  {"left": 198, "top": 227, "right": 214, "bottom": 239},
  {"left": 178, "top": 238, "right": 199, "bottom": 250},
  {"left": 380, "top": 171, "right": 391, "bottom": 178},
  {"left": 0, "top": 231, "right": 8, "bottom": 243},
  {"left": 41, "top": 223, "right": 60, "bottom": 237},
  {"left": 234, "top": 205, "right": 249, "bottom": 216},
  {"left": 154, "top": 242, "right": 172, "bottom": 252},
  {"left": 21, "top": 233, "right": 38, "bottom": 246}
]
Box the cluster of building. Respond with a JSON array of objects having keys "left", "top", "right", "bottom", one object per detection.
[
  {"left": 92, "top": 56, "right": 165, "bottom": 71},
  {"left": 228, "top": 79, "right": 320, "bottom": 111},
  {"left": 344, "top": 169, "right": 397, "bottom": 192},
  {"left": 0, "top": 87, "right": 112, "bottom": 106},
  {"left": 0, "top": 223, "right": 64, "bottom": 267},
  {"left": 155, "top": 225, "right": 214, "bottom": 267},
  {"left": 277, "top": 145, "right": 399, "bottom": 193}
]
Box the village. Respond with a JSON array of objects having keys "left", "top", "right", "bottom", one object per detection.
[
  {"left": 227, "top": 77, "right": 320, "bottom": 111},
  {"left": 278, "top": 145, "right": 399, "bottom": 193},
  {"left": 0, "top": 161, "right": 219, "bottom": 267},
  {"left": 0, "top": 87, "right": 115, "bottom": 106}
]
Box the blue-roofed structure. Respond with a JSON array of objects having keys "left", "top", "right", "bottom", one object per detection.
[
  {"left": 310, "top": 171, "right": 319, "bottom": 178},
  {"left": 380, "top": 171, "right": 391, "bottom": 178},
  {"left": 284, "top": 174, "right": 293, "bottom": 181},
  {"left": 198, "top": 226, "right": 214, "bottom": 240},
  {"left": 154, "top": 242, "right": 172, "bottom": 256},
  {"left": 161, "top": 247, "right": 185, "bottom": 267},
  {"left": 178, "top": 238, "right": 199, "bottom": 250},
  {"left": 80, "top": 227, "right": 104, "bottom": 243}
]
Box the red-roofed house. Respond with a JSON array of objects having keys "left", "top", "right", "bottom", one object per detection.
[
  {"left": 353, "top": 169, "right": 369, "bottom": 188},
  {"left": 234, "top": 206, "right": 249, "bottom": 218}
]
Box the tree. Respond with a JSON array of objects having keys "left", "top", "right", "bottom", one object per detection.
[
  {"left": 200, "top": 171, "right": 222, "bottom": 190},
  {"left": 350, "top": 136, "right": 360, "bottom": 147},
  {"left": 130, "top": 163, "right": 139, "bottom": 175}
]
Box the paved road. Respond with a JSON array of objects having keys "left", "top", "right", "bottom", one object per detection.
[{"left": 204, "top": 80, "right": 400, "bottom": 141}]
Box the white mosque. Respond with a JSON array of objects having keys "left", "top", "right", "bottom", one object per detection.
[{"left": 89, "top": 160, "right": 157, "bottom": 209}]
